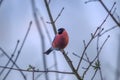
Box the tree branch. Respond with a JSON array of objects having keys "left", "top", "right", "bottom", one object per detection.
[{"left": 99, "top": 0, "right": 120, "bottom": 27}]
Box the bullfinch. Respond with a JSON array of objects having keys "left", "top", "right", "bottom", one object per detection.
[{"left": 44, "top": 28, "right": 69, "bottom": 55}]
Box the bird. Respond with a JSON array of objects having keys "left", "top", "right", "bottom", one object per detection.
[{"left": 44, "top": 28, "right": 69, "bottom": 55}]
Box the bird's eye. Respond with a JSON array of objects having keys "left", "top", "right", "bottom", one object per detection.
[{"left": 58, "top": 28, "right": 64, "bottom": 34}]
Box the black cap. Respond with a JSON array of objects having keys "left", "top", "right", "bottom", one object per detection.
[{"left": 58, "top": 28, "right": 65, "bottom": 34}]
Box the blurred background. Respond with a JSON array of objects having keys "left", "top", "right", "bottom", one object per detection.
[{"left": 0, "top": 0, "right": 120, "bottom": 80}]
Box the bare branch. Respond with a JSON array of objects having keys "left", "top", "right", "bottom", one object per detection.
[
  {"left": 72, "top": 53, "right": 88, "bottom": 62},
  {"left": 3, "top": 21, "right": 32, "bottom": 80},
  {"left": 85, "top": 0, "right": 98, "bottom": 4},
  {"left": 82, "top": 35, "right": 110, "bottom": 79},
  {"left": 44, "top": 0, "right": 57, "bottom": 34},
  {"left": 0, "top": 65, "right": 74, "bottom": 74},
  {"left": 77, "top": 27, "right": 100, "bottom": 71},
  {"left": 0, "top": 0, "right": 4, "bottom": 7},
  {"left": 0, "top": 48, "right": 26, "bottom": 80},
  {"left": 54, "top": 7, "right": 64, "bottom": 23},
  {"left": 99, "top": 0, "right": 120, "bottom": 27},
  {"left": 0, "top": 40, "right": 19, "bottom": 76},
  {"left": 61, "top": 50, "right": 82, "bottom": 80},
  {"left": 99, "top": 67, "right": 104, "bottom": 80},
  {"left": 100, "top": 25, "right": 118, "bottom": 36},
  {"left": 33, "top": 69, "right": 35, "bottom": 80},
  {"left": 98, "top": 2, "right": 116, "bottom": 29},
  {"left": 91, "top": 69, "right": 98, "bottom": 80},
  {"left": 31, "top": 1, "right": 49, "bottom": 80}
]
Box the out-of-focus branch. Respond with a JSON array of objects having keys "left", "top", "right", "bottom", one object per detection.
[
  {"left": 43, "top": 1, "right": 65, "bottom": 80},
  {"left": 3, "top": 21, "right": 32, "bottom": 80},
  {"left": 2, "top": 21, "right": 32, "bottom": 80},
  {"left": 37, "top": 9, "right": 59, "bottom": 80},
  {"left": 85, "top": 0, "right": 98, "bottom": 4},
  {"left": 0, "top": 0, "right": 4, "bottom": 6},
  {"left": 0, "top": 48, "right": 26, "bottom": 80},
  {"left": 115, "top": 33, "right": 120, "bottom": 80},
  {"left": 0, "top": 40, "right": 19, "bottom": 76},
  {"left": 31, "top": 1, "right": 49, "bottom": 80}
]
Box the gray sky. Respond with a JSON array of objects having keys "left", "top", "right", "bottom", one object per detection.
[{"left": 0, "top": 0, "right": 120, "bottom": 80}]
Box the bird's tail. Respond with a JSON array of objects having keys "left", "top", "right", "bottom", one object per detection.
[{"left": 44, "top": 47, "right": 53, "bottom": 55}]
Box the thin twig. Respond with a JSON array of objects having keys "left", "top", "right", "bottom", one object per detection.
[
  {"left": 42, "top": 21, "right": 52, "bottom": 42},
  {"left": 18, "top": 21, "right": 32, "bottom": 54},
  {"left": 91, "top": 69, "right": 98, "bottom": 80},
  {"left": 85, "top": 0, "right": 98, "bottom": 4},
  {"left": 77, "top": 27, "right": 100, "bottom": 71},
  {"left": 85, "top": 52, "right": 90, "bottom": 63},
  {"left": 91, "top": 1, "right": 116, "bottom": 38},
  {"left": 93, "top": 35, "right": 110, "bottom": 63},
  {"left": 44, "top": 0, "right": 57, "bottom": 34},
  {"left": 72, "top": 53, "right": 88, "bottom": 63},
  {"left": 3, "top": 21, "right": 32, "bottom": 80},
  {"left": 82, "top": 35, "right": 110, "bottom": 79},
  {"left": 35, "top": 73, "right": 42, "bottom": 80},
  {"left": 72, "top": 53, "right": 95, "bottom": 68},
  {"left": 100, "top": 25, "right": 118, "bottom": 36},
  {"left": 99, "top": 66, "right": 103, "bottom": 80},
  {"left": 0, "top": 65, "right": 74, "bottom": 74},
  {"left": 0, "top": 48, "right": 26, "bottom": 80},
  {"left": 99, "top": 0, "right": 120, "bottom": 27},
  {"left": 43, "top": 1, "right": 64, "bottom": 80},
  {"left": 0, "top": 40, "right": 19, "bottom": 76},
  {"left": 37, "top": 10, "right": 59, "bottom": 80},
  {"left": 54, "top": 7, "right": 64, "bottom": 23}
]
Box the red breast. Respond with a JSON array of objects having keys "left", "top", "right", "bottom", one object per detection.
[{"left": 52, "top": 28, "right": 69, "bottom": 49}]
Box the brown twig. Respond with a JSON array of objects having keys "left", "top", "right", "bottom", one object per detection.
[
  {"left": 44, "top": 0, "right": 57, "bottom": 34},
  {"left": 61, "top": 50, "right": 82, "bottom": 80}
]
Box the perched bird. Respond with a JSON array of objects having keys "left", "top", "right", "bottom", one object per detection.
[{"left": 44, "top": 28, "right": 69, "bottom": 55}]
